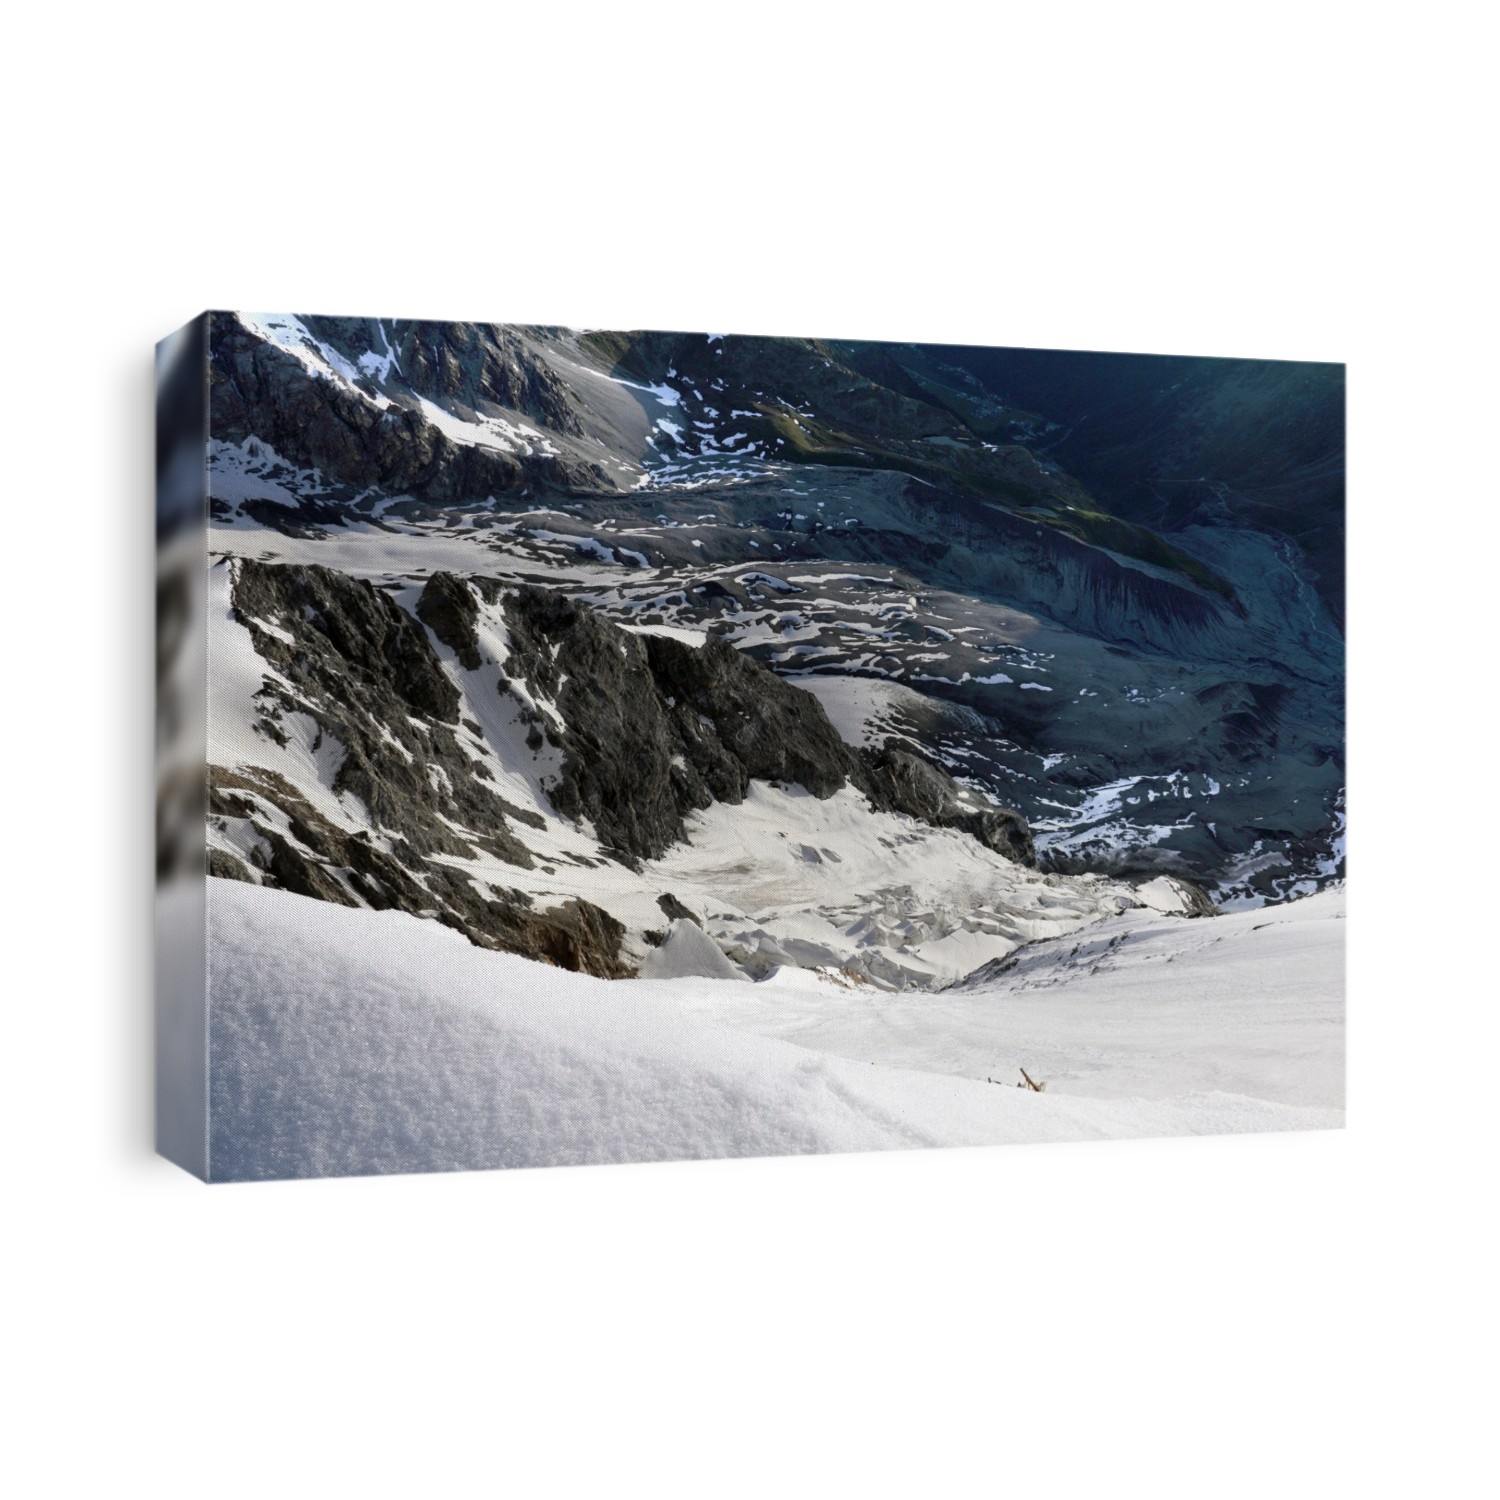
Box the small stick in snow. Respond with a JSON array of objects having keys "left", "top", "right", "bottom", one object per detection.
[{"left": 1019, "top": 1067, "right": 1046, "bottom": 1093}]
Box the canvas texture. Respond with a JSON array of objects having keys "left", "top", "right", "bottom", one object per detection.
[{"left": 155, "top": 315, "right": 1346, "bottom": 1182}]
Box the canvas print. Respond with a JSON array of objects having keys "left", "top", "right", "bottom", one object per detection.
[{"left": 155, "top": 314, "right": 1345, "bottom": 1181}]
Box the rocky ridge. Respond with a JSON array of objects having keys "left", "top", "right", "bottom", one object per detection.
[{"left": 210, "top": 560, "right": 1057, "bottom": 981}]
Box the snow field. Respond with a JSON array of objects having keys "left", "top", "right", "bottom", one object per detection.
[{"left": 206, "top": 881, "right": 1342, "bottom": 1180}]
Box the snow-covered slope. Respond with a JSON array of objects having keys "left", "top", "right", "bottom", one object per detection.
[
  {"left": 660, "top": 886, "right": 1347, "bottom": 1110},
  {"left": 207, "top": 881, "right": 1342, "bottom": 1181}
]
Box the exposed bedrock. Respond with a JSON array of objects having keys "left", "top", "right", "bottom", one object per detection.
[
  {"left": 642, "top": 630, "right": 867, "bottom": 800},
  {"left": 209, "top": 767, "right": 628, "bottom": 979},
  {"left": 220, "top": 563, "right": 643, "bottom": 975},
  {"left": 491, "top": 583, "right": 867, "bottom": 862},
  {"left": 500, "top": 585, "right": 704, "bottom": 862},
  {"left": 414, "top": 569, "right": 484, "bottom": 670},
  {"left": 861, "top": 743, "right": 1036, "bottom": 866},
  {"left": 220, "top": 559, "right": 1040, "bottom": 971},
  {"left": 207, "top": 315, "right": 603, "bottom": 504},
  {"left": 237, "top": 559, "right": 460, "bottom": 724},
  {"left": 231, "top": 561, "right": 541, "bottom": 864},
  {"left": 488, "top": 578, "right": 1037, "bottom": 867},
  {"left": 311, "top": 316, "right": 587, "bottom": 437}
]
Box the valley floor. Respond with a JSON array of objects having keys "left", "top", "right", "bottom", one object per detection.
[{"left": 205, "top": 880, "right": 1344, "bottom": 1181}]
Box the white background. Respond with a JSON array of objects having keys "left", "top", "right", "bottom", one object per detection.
[{"left": 3, "top": 4, "right": 1494, "bottom": 1495}]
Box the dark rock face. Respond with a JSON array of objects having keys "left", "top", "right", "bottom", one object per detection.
[
  {"left": 421, "top": 863, "right": 629, "bottom": 978},
  {"left": 223, "top": 563, "right": 645, "bottom": 973},
  {"left": 496, "top": 580, "right": 899, "bottom": 867},
  {"left": 644, "top": 633, "right": 865, "bottom": 800},
  {"left": 229, "top": 562, "right": 532, "bottom": 869},
  {"left": 212, "top": 767, "right": 421, "bottom": 913},
  {"left": 207, "top": 848, "right": 255, "bottom": 883},
  {"left": 500, "top": 588, "right": 845, "bottom": 863},
  {"left": 368, "top": 318, "right": 584, "bottom": 438},
  {"left": 236, "top": 559, "right": 460, "bottom": 724},
  {"left": 210, "top": 320, "right": 522, "bottom": 505},
  {"left": 499, "top": 587, "right": 701, "bottom": 863},
  {"left": 209, "top": 766, "right": 627, "bottom": 978},
  {"left": 416, "top": 570, "right": 483, "bottom": 669},
  {"left": 498, "top": 582, "right": 1036, "bottom": 866},
  {"left": 862, "top": 744, "right": 1036, "bottom": 866},
  {"left": 207, "top": 315, "right": 612, "bottom": 507},
  {"left": 860, "top": 743, "right": 958, "bottom": 822},
  {"left": 657, "top": 893, "right": 703, "bottom": 927}
]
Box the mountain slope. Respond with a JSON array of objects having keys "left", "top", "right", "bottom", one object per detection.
[
  {"left": 204, "top": 312, "right": 1344, "bottom": 910},
  {"left": 208, "top": 553, "right": 1158, "bottom": 988}
]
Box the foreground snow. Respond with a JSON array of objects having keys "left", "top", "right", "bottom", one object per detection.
[
  {"left": 207, "top": 881, "right": 1343, "bottom": 1181},
  {"left": 662, "top": 887, "right": 1346, "bottom": 1111}
]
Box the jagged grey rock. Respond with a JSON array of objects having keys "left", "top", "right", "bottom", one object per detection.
[
  {"left": 861, "top": 742, "right": 1036, "bottom": 866},
  {"left": 494, "top": 582, "right": 1036, "bottom": 867},
  {"left": 218, "top": 558, "right": 1041, "bottom": 976}
]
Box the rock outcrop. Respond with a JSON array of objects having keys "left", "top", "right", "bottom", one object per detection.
[
  {"left": 207, "top": 314, "right": 609, "bottom": 506},
  {"left": 862, "top": 743, "right": 1036, "bottom": 866},
  {"left": 220, "top": 561, "right": 634, "bottom": 977},
  {"left": 216, "top": 560, "right": 1040, "bottom": 975},
  {"left": 490, "top": 579, "right": 1037, "bottom": 867}
]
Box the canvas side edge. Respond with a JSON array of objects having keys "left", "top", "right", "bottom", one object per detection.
[{"left": 155, "top": 314, "right": 211, "bottom": 1180}]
